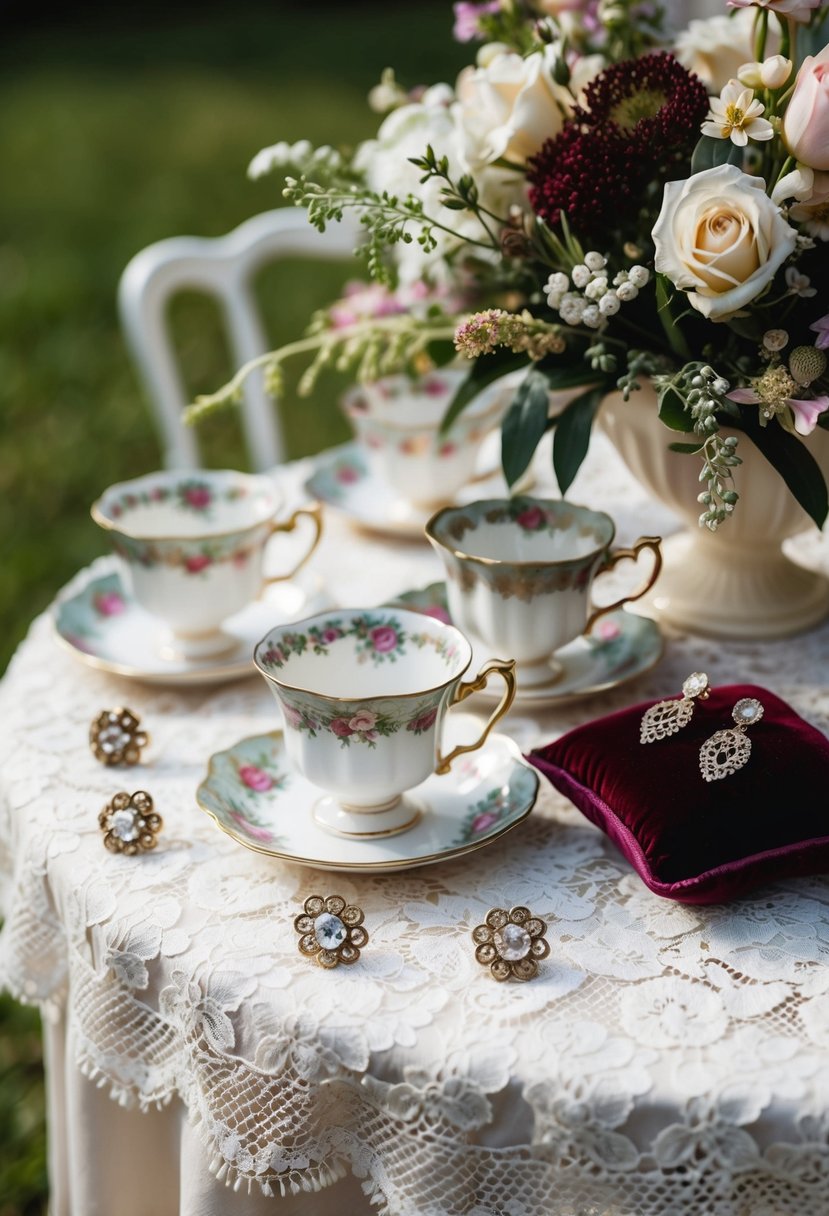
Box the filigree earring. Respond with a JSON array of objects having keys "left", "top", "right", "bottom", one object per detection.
[
  {"left": 699, "top": 697, "right": 764, "bottom": 782},
  {"left": 640, "top": 672, "right": 710, "bottom": 744}
]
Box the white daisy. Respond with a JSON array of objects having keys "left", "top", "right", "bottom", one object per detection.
[{"left": 701, "top": 79, "right": 774, "bottom": 146}]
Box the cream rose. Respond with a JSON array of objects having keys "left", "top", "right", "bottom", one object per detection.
[
  {"left": 783, "top": 44, "right": 829, "bottom": 172},
  {"left": 454, "top": 45, "right": 599, "bottom": 171},
  {"left": 674, "top": 9, "right": 772, "bottom": 93},
  {"left": 652, "top": 164, "right": 798, "bottom": 321}
]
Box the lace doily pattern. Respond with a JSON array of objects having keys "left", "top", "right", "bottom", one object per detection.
[{"left": 2, "top": 438, "right": 829, "bottom": 1214}]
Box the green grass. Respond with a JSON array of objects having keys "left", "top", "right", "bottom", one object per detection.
[{"left": 0, "top": 5, "right": 466, "bottom": 1210}]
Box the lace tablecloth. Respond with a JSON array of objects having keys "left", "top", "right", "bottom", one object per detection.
[{"left": 3, "top": 434, "right": 829, "bottom": 1216}]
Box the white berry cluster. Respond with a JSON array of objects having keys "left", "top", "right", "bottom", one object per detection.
[
  {"left": 544, "top": 253, "right": 651, "bottom": 330},
  {"left": 248, "top": 140, "right": 343, "bottom": 182}
]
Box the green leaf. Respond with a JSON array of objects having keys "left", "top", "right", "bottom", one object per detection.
[
  {"left": 690, "top": 135, "right": 743, "bottom": 175},
  {"left": 658, "top": 385, "right": 695, "bottom": 432},
  {"left": 440, "top": 350, "right": 528, "bottom": 434},
  {"left": 668, "top": 441, "right": 705, "bottom": 454},
  {"left": 655, "top": 274, "right": 692, "bottom": 360},
  {"left": 500, "top": 368, "right": 552, "bottom": 487},
  {"left": 552, "top": 385, "right": 604, "bottom": 495},
  {"left": 736, "top": 414, "right": 828, "bottom": 528},
  {"left": 535, "top": 364, "right": 603, "bottom": 392}
]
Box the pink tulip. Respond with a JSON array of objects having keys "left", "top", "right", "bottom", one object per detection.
[{"left": 783, "top": 45, "right": 829, "bottom": 171}]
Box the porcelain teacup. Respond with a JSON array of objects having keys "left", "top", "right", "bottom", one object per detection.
[
  {"left": 341, "top": 369, "right": 507, "bottom": 508},
  {"left": 92, "top": 469, "right": 322, "bottom": 660},
  {"left": 254, "top": 606, "right": 516, "bottom": 838},
  {"left": 426, "top": 496, "right": 662, "bottom": 688}
]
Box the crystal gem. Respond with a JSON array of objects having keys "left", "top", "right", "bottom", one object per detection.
[
  {"left": 734, "top": 698, "right": 762, "bottom": 724},
  {"left": 493, "top": 923, "right": 531, "bottom": 962},
  {"left": 682, "top": 672, "right": 708, "bottom": 698},
  {"left": 98, "top": 723, "right": 131, "bottom": 754},
  {"left": 109, "top": 808, "right": 139, "bottom": 842},
  {"left": 314, "top": 912, "right": 347, "bottom": 950}
]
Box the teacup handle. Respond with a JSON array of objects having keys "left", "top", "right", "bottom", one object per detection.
[
  {"left": 435, "top": 659, "right": 517, "bottom": 776},
  {"left": 584, "top": 535, "right": 663, "bottom": 632},
  {"left": 263, "top": 503, "right": 323, "bottom": 586}
]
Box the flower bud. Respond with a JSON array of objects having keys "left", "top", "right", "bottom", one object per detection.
[
  {"left": 760, "top": 55, "right": 792, "bottom": 90},
  {"left": 789, "top": 345, "right": 827, "bottom": 386},
  {"left": 783, "top": 47, "right": 829, "bottom": 172}
]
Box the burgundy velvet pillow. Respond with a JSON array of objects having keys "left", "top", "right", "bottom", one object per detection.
[{"left": 528, "top": 684, "right": 829, "bottom": 904}]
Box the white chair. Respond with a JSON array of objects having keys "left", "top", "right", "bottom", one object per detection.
[{"left": 118, "top": 207, "right": 360, "bottom": 471}]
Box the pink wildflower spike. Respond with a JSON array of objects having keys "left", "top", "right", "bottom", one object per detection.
[{"left": 789, "top": 396, "right": 829, "bottom": 436}]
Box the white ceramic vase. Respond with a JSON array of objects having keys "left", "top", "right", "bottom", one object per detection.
[{"left": 598, "top": 383, "right": 829, "bottom": 640}]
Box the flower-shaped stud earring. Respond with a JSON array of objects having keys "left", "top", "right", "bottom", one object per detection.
[
  {"left": 294, "top": 895, "right": 368, "bottom": 968},
  {"left": 90, "top": 708, "right": 149, "bottom": 766},
  {"left": 640, "top": 672, "right": 710, "bottom": 743},
  {"left": 99, "top": 790, "right": 162, "bottom": 854},
  {"left": 699, "top": 697, "right": 764, "bottom": 781},
  {"left": 471, "top": 906, "right": 550, "bottom": 981}
]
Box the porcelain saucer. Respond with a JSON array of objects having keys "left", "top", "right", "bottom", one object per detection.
[
  {"left": 304, "top": 439, "right": 518, "bottom": 540},
  {"left": 391, "top": 583, "right": 664, "bottom": 707},
  {"left": 196, "top": 716, "right": 538, "bottom": 872},
  {"left": 52, "top": 559, "right": 329, "bottom": 687}
]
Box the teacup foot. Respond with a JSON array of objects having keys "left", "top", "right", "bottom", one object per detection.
[
  {"left": 158, "top": 629, "right": 240, "bottom": 662},
  {"left": 313, "top": 795, "right": 423, "bottom": 840},
  {"left": 516, "top": 657, "right": 564, "bottom": 688}
]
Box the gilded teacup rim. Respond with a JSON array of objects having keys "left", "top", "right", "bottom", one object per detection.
[
  {"left": 425, "top": 496, "right": 616, "bottom": 569},
  {"left": 91, "top": 468, "right": 283, "bottom": 544},
  {"left": 253, "top": 605, "right": 474, "bottom": 704}
]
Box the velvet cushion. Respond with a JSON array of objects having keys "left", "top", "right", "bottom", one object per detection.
[{"left": 528, "top": 684, "right": 829, "bottom": 904}]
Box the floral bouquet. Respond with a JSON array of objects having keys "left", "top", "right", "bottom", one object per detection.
[{"left": 190, "top": 0, "right": 829, "bottom": 532}]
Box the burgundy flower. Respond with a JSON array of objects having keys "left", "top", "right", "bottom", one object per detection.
[
  {"left": 407, "top": 707, "right": 438, "bottom": 733},
  {"left": 184, "top": 554, "right": 212, "bottom": 574},
  {"left": 321, "top": 627, "right": 343, "bottom": 643},
  {"left": 370, "top": 625, "right": 399, "bottom": 653}
]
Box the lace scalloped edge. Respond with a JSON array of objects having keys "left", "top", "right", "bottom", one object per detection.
[
  {"left": 208, "top": 1151, "right": 349, "bottom": 1198},
  {"left": 76, "top": 1052, "right": 176, "bottom": 1113}
]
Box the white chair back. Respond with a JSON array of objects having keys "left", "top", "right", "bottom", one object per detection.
[{"left": 118, "top": 207, "right": 359, "bottom": 470}]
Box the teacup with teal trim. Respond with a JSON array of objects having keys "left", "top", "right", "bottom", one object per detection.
[{"left": 426, "top": 496, "right": 662, "bottom": 688}]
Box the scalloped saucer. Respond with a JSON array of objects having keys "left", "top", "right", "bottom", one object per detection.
[
  {"left": 391, "top": 583, "right": 664, "bottom": 707},
  {"left": 304, "top": 439, "right": 519, "bottom": 540},
  {"left": 52, "top": 561, "right": 329, "bottom": 687},
  {"left": 196, "top": 716, "right": 538, "bottom": 872}
]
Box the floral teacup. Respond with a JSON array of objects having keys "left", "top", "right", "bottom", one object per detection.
[
  {"left": 426, "top": 496, "right": 662, "bottom": 688},
  {"left": 92, "top": 469, "right": 322, "bottom": 659},
  {"left": 254, "top": 606, "right": 516, "bottom": 838},
  {"left": 341, "top": 369, "right": 507, "bottom": 507}
]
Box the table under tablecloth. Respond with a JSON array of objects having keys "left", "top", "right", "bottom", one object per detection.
[{"left": 3, "top": 433, "right": 829, "bottom": 1216}]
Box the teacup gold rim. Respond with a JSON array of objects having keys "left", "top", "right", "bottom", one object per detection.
[
  {"left": 91, "top": 468, "right": 285, "bottom": 544},
  {"left": 196, "top": 729, "right": 540, "bottom": 870},
  {"left": 425, "top": 496, "right": 617, "bottom": 569},
  {"left": 253, "top": 606, "right": 475, "bottom": 704}
]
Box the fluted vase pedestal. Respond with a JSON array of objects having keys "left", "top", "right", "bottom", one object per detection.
[{"left": 598, "top": 385, "right": 829, "bottom": 641}]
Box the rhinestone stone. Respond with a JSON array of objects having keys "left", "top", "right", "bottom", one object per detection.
[
  {"left": 109, "top": 809, "right": 139, "bottom": 842},
  {"left": 314, "top": 912, "right": 347, "bottom": 950},
  {"left": 682, "top": 672, "right": 709, "bottom": 699},
  {"left": 493, "top": 923, "right": 531, "bottom": 962},
  {"left": 734, "top": 698, "right": 763, "bottom": 725},
  {"left": 98, "top": 723, "right": 132, "bottom": 755}
]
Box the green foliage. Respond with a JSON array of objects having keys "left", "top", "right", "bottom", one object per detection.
[
  {"left": 500, "top": 368, "right": 552, "bottom": 487},
  {"left": 552, "top": 385, "right": 606, "bottom": 495}
]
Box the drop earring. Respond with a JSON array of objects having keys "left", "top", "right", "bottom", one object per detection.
[
  {"left": 699, "top": 697, "right": 764, "bottom": 782},
  {"left": 640, "top": 672, "right": 710, "bottom": 744}
]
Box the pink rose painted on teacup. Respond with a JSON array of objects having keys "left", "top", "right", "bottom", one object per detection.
[
  {"left": 349, "top": 710, "right": 378, "bottom": 732},
  {"left": 336, "top": 463, "right": 360, "bottom": 484},
  {"left": 93, "top": 591, "right": 126, "bottom": 617},
  {"left": 470, "top": 810, "right": 498, "bottom": 834},
  {"left": 370, "top": 624, "right": 399, "bottom": 653},
  {"left": 230, "top": 811, "right": 273, "bottom": 842},
  {"left": 406, "top": 707, "right": 438, "bottom": 734},
  {"left": 515, "top": 504, "right": 546, "bottom": 531},
  {"left": 330, "top": 717, "right": 354, "bottom": 738},
  {"left": 321, "top": 626, "right": 343, "bottom": 644},
  {"left": 239, "top": 764, "right": 274, "bottom": 792},
  {"left": 182, "top": 484, "right": 212, "bottom": 510},
  {"left": 424, "top": 605, "right": 451, "bottom": 624},
  {"left": 184, "top": 554, "right": 212, "bottom": 574}
]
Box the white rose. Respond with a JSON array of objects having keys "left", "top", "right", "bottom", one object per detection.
[
  {"left": 674, "top": 9, "right": 777, "bottom": 93},
  {"left": 454, "top": 45, "right": 582, "bottom": 171},
  {"left": 652, "top": 164, "right": 798, "bottom": 321}
]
